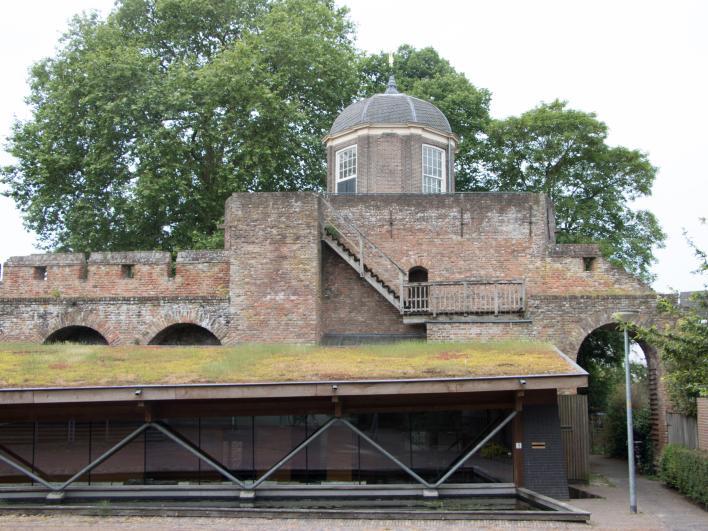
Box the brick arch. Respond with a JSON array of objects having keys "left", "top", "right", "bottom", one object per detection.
[
  {"left": 562, "top": 307, "right": 656, "bottom": 362},
  {"left": 140, "top": 309, "right": 228, "bottom": 346},
  {"left": 41, "top": 312, "right": 118, "bottom": 345},
  {"left": 573, "top": 315, "right": 668, "bottom": 451}
]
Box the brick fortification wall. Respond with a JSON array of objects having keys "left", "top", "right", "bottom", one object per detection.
[
  {"left": 0, "top": 250, "right": 230, "bottom": 344},
  {"left": 321, "top": 245, "right": 422, "bottom": 338},
  {"left": 0, "top": 191, "right": 660, "bottom": 351},
  {"left": 326, "top": 193, "right": 650, "bottom": 297},
  {"left": 225, "top": 193, "right": 322, "bottom": 343},
  {"left": 0, "top": 250, "right": 228, "bottom": 299}
]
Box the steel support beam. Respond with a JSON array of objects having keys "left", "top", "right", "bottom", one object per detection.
[
  {"left": 433, "top": 410, "right": 516, "bottom": 487},
  {"left": 250, "top": 417, "right": 338, "bottom": 489},
  {"left": 150, "top": 421, "right": 245, "bottom": 488},
  {"left": 0, "top": 448, "right": 55, "bottom": 491},
  {"left": 0, "top": 412, "right": 518, "bottom": 497}
]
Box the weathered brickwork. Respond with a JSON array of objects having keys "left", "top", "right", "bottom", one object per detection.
[
  {"left": 698, "top": 398, "right": 708, "bottom": 451},
  {"left": 0, "top": 251, "right": 228, "bottom": 299},
  {"left": 326, "top": 193, "right": 650, "bottom": 297},
  {"left": 321, "top": 245, "right": 421, "bottom": 337},
  {"left": 224, "top": 192, "right": 322, "bottom": 343},
  {"left": 0, "top": 297, "right": 230, "bottom": 345}
]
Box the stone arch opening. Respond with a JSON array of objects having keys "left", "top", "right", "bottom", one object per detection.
[
  {"left": 408, "top": 266, "right": 428, "bottom": 283},
  {"left": 575, "top": 323, "right": 661, "bottom": 471},
  {"left": 407, "top": 266, "right": 429, "bottom": 312},
  {"left": 44, "top": 326, "right": 108, "bottom": 345},
  {"left": 149, "top": 323, "right": 221, "bottom": 346}
]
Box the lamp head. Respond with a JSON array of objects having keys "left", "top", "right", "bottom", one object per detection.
[{"left": 612, "top": 310, "right": 640, "bottom": 322}]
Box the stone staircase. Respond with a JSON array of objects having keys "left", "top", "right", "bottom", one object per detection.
[{"left": 322, "top": 225, "right": 403, "bottom": 311}]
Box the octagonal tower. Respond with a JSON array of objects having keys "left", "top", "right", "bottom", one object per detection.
[{"left": 323, "top": 76, "right": 458, "bottom": 194}]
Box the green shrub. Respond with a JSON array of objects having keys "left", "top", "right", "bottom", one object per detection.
[
  {"left": 603, "top": 384, "right": 655, "bottom": 474},
  {"left": 480, "top": 441, "right": 509, "bottom": 459},
  {"left": 659, "top": 444, "right": 708, "bottom": 508},
  {"left": 324, "top": 224, "right": 340, "bottom": 240}
]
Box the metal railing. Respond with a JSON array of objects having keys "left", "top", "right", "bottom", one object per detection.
[{"left": 403, "top": 280, "right": 525, "bottom": 316}]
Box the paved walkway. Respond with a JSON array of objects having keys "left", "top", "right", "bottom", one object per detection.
[{"left": 570, "top": 455, "right": 707, "bottom": 530}]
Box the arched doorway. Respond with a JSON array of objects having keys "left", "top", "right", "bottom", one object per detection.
[
  {"left": 44, "top": 326, "right": 108, "bottom": 345},
  {"left": 575, "top": 324, "right": 660, "bottom": 476},
  {"left": 149, "top": 323, "right": 221, "bottom": 346},
  {"left": 407, "top": 266, "right": 429, "bottom": 312}
]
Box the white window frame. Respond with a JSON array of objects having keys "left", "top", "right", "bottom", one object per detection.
[
  {"left": 335, "top": 145, "right": 357, "bottom": 193},
  {"left": 422, "top": 144, "right": 446, "bottom": 194}
]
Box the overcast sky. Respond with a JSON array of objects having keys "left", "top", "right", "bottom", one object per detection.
[{"left": 1, "top": 0, "right": 706, "bottom": 293}]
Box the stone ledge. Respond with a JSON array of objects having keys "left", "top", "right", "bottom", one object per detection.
[
  {"left": 0, "top": 296, "right": 229, "bottom": 304},
  {"left": 88, "top": 251, "right": 170, "bottom": 265},
  {"left": 176, "top": 250, "right": 228, "bottom": 263},
  {"left": 5, "top": 253, "right": 85, "bottom": 266},
  {"left": 547, "top": 244, "right": 601, "bottom": 257}
]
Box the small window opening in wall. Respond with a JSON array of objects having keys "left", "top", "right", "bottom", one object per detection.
[
  {"left": 34, "top": 266, "right": 47, "bottom": 281},
  {"left": 583, "top": 257, "right": 596, "bottom": 272},
  {"left": 121, "top": 264, "right": 135, "bottom": 279}
]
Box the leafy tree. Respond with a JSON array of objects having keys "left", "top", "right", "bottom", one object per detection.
[
  {"left": 471, "top": 100, "right": 664, "bottom": 281},
  {"left": 634, "top": 235, "right": 708, "bottom": 416},
  {"left": 2, "top": 0, "right": 359, "bottom": 252}
]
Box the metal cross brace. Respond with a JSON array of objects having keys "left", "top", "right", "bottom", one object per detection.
[{"left": 0, "top": 411, "right": 516, "bottom": 494}]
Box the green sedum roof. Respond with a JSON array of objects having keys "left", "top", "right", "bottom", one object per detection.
[{"left": 0, "top": 341, "right": 581, "bottom": 389}]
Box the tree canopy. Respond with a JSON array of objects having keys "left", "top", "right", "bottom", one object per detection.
[
  {"left": 2, "top": 4, "right": 664, "bottom": 280},
  {"left": 2, "top": 0, "right": 359, "bottom": 252},
  {"left": 634, "top": 236, "right": 708, "bottom": 416},
  {"left": 472, "top": 101, "right": 664, "bottom": 281}
]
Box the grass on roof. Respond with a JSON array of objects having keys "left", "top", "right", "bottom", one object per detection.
[{"left": 0, "top": 341, "right": 576, "bottom": 388}]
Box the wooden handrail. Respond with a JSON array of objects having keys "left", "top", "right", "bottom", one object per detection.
[{"left": 402, "top": 280, "right": 525, "bottom": 316}]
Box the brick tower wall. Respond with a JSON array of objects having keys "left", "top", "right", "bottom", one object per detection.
[{"left": 224, "top": 192, "right": 322, "bottom": 343}]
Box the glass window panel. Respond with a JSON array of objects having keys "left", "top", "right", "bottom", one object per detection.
[
  {"left": 35, "top": 421, "right": 91, "bottom": 482},
  {"left": 0, "top": 422, "right": 34, "bottom": 485},
  {"left": 199, "top": 416, "right": 255, "bottom": 482},
  {"left": 336, "top": 146, "right": 356, "bottom": 193},
  {"left": 145, "top": 418, "right": 200, "bottom": 484},
  {"left": 89, "top": 421, "right": 145, "bottom": 484},
  {"left": 422, "top": 145, "right": 445, "bottom": 193},
  {"left": 254, "top": 415, "right": 309, "bottom": 481}
]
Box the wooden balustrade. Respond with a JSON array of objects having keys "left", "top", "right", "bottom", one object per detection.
[{"left": 403, "top": 280, "right": 525, "bottom": 316}]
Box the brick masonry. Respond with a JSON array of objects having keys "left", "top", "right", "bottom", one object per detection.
[{"left": 698, "top": 398, "right": 708, "bottom": 451}]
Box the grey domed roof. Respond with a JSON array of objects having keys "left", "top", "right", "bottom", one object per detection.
[{"left": 330, "top": 76, "right": 452, "bottom": 136}]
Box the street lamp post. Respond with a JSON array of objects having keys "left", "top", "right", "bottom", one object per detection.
[{"left": 613, "top": 310, "right": 640, "bottom": 514}]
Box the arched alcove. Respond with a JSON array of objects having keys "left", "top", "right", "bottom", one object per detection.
[
  {"left": 44, "top": 326, "right": 109, "bottom": 345},
  {"left": 575, "top": 323, "right": 661, "bottom": 471},
  {"left": 149, "top": 323, "right": 221, "bottom": 346},
  {"left": 408, "top": 266, "right": 428, "bottom": 283}
]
